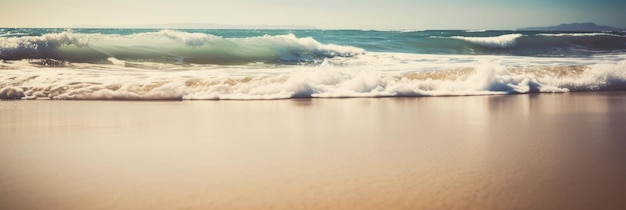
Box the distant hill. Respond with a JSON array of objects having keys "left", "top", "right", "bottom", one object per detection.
[{"left": 518, "top": 23, "right": 624, "bottom": 32}]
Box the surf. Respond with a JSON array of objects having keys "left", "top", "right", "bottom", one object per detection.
[
  {"left": 2, "top": 53, "right": 625, "bottom": 100},
  {"left": 449, "top": 34, "right": 523, "bottom": 48},
  {"left": 0, "top": 30, "right": 365, "bottom": 65},
  {"left": 2, "top": 29, "right": 626, "bottom": 100}
]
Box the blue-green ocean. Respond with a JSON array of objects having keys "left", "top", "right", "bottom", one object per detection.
[{"left": 1, "top": 28, "right": 626, "bottom": 99}]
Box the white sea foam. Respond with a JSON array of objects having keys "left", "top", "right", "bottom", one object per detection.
[
  {"left": 0, "top": 32, "right": 89, "bottom": 53},
  {"left": 153, "top": 29, "right": 222, "bottom": 46},
  {"left": 2, "top": 53, "right": 625, "bottom": 100},
  {"left": 449, "top": 34, "right": 523, "bottom": 48},
  {"left": 399, "top": 29, "right": 426, "bottom": 33},
  {"left": 465, "top": 30, "right": 488, "bottom": 33}
]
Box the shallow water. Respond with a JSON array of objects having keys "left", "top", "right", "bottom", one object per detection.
[{"left": 1, "top": 93, "right": 625, "bottom": 209}]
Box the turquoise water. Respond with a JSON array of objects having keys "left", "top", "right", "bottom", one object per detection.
[
  {"left": 2, "top": 28, "right": 626, "bottom": 60},
  {"left": 1, "top": 28, "right": 626, "bottom": 99}
]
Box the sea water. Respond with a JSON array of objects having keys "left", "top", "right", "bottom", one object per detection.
[{"left": 1, "top": 28, "right": 625, "bottom": 100}]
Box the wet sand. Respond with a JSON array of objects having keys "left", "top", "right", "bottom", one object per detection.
[{"left": 1, "top": 92, "right": 626, "bottom": 210}]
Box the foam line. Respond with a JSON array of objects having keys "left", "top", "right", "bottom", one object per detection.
[{"left": 2, "top": 53, "right": 625, "bottom": 100}]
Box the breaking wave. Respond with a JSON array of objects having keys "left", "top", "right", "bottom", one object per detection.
[
  {"left": 0, "top": 30, "right": 365, "bottom": 65},
  {"left": 2, "top": 53, "right": 625, "bottom": 100},
  {"left": 449, "top": 34, "right": 523, "bottom": 48},
  {"left": 426, "top": 32, "right": 626, "bottom": 56},
  {"left": 2, "top": 29, "right": 626, "bottom": 100}
]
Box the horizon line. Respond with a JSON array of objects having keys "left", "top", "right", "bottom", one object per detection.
[{"left": 1, "top": 22, "right": 623, "bottom": 31}]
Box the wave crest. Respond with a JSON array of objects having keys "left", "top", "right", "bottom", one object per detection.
[
  {"left": 450, "top": 34, "right": 523, "bottom": 48},
  {"left": 0, "top": 30, "right": 365, "bottom": 64},
  {"left": 155, "top": 29, "right": 222, "bottom": 46}
]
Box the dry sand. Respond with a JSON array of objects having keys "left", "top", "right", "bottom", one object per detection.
[{"left": 1, "top": 92, "right": 626, "bottom": 210}]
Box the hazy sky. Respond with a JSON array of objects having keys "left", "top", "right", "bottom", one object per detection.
[{"left": 2, "top": 0, "right": 625, "bottom": 29}]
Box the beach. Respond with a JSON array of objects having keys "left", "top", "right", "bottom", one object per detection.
[{"left": 1, "top": 92, "right": 625, "bottom": 209}]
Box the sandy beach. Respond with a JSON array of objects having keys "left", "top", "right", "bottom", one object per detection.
[{"left": 1, "top": 92, "right": 625, "bottom": 210}]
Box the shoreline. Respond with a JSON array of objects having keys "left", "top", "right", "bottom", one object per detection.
[
  {"left": 2, "top": 90, "right": 626, "bottom": 101},
  {"left": 1, "top": 92, "right": 626, "bottom": 209}
]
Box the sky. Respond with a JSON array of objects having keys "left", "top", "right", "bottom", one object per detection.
[{"left": 1, "top": 0, "right": 625, "bottom": 29}]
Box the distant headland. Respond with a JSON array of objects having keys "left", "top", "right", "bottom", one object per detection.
[{"left": 518, "top": 22, "right": 624, "bottom": 32}]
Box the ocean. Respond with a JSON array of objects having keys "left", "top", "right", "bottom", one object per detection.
[{"left": 1, "top": 28, "right": 626, "bottom": 100}]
